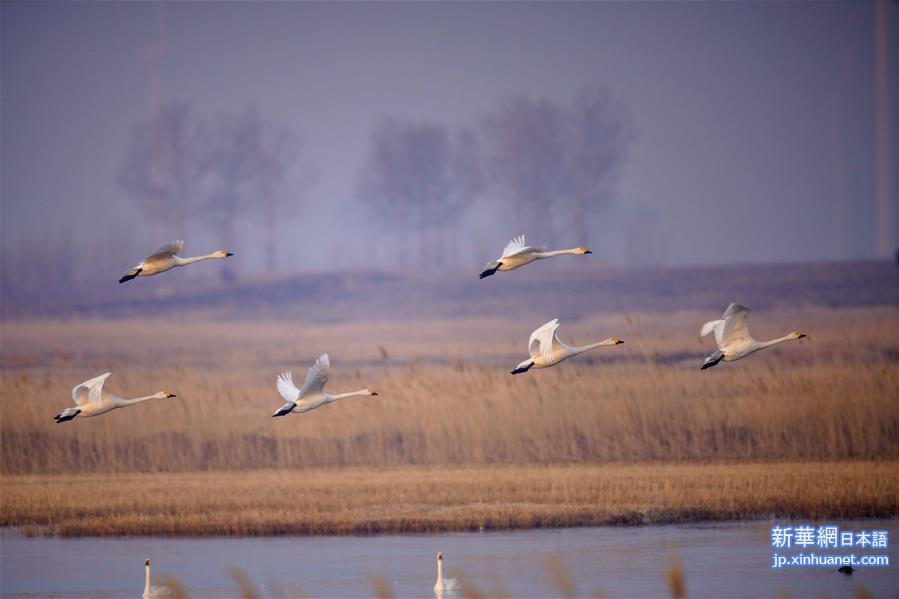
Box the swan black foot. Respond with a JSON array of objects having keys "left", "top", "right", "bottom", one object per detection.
[
  {"left": 54, "top": 409, "right": 80, "bottom": 423},
  {"left": 701, "top": 353, "right": 724, "bottom": 370},
  {"left": 119, "top": 268, "right": 142, "bottom": 284},
  {"left": 479, "top": 263, "right": 502, "bottom": 279}
]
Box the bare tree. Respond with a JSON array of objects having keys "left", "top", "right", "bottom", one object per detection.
[
  {"left": 480, "top": 95, "right": 566, "bottom": 244},
  {"left": 565, "top": 86, "right": 630, "bottom": 247},
  {"left": 201, "top": 105, "right": 304, "bottom": 276},
  {"left": 118, "top": 102, "right": 210, "bottom": 240},
  {"left": 480, "top": 88, "right": 629, "bottom": 247},
  {"left": 356, "top": 119, "right": 482, "bottom": 268}
]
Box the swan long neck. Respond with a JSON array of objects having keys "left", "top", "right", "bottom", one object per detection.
[
  {"left": 534, "top": 248, "right": 583, "bottom": 259},
  {"left": 119, "top": 394, "right": 160, "bottom": 406},
  {"left": 757, "top": 334, "right": 797, "bottom": 350},
  {"left": 436, "top": 559, "right": 443, "bottom": 585},
  {"left": 144, "top": 562, "right": 150, "bottom": 596},
  {"left": 175, "top": 253, "right": 222, "bottom": 266},
  {"left": 326, "top": 389, "right": 370, "bottom": 402},
  {"left": 570, "top": 339, "right": 618, "bottom": 355}
]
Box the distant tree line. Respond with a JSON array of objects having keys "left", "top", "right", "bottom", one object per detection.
[
  {"left": 0, "top": 84, "right": 630, "bottom": 309},
  {"left": 118, "top": 102, "right": 308, "bottom": 276},
  {"left": 357, "top": 85, "right": 630, "bottom": 266}
]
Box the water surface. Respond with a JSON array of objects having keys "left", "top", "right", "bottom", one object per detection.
[{"left": 1, "top": 520, "right": 895, "bottom": 597}]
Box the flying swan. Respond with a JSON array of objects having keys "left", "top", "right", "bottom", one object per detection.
[
  {"left": 479, "top": 235, "right": 591, "bottom": 279},
  {"left": 143, "top": 559, "right": 172, "bottom": 598},
  {"left": 54, "top": 373, "right": 175, "bottom": 422},
  {"left": 434, "top": 552, "right": 460, "bottom": 593},
  {"left": 119, "top": 240, "right": 233, "bottom": 283},
  {"left": 511, "top": 318, "right": 623, "bottom": 374},
  {"left": 272, "top": 354, "right": 378, "bottom": 417},
  {"left": 700, "top": 303, "right": 806, "bottom": 370}
]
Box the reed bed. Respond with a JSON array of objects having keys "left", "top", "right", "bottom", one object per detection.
[
  {"left": 3, "top": 462, "right": 896, "bottom": 536},
  {"left": 1, "top": 306, "right": 897, "bottom": 473}
]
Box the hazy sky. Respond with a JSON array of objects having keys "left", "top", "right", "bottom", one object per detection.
[{"left": 2, "top": 1, "right": 896, "bottom": 270}]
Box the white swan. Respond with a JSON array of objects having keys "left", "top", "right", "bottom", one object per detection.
[
  {"left": 143, "top": 559, "right": 171, "bottom": 598},
  {"left": 434, "top": 552, "right": 460, "bottom": 593},
  {"left": 479, "top": 235, "right": 591, "bottom": 279},
  {"left": 119, "top": 240, "right": 233, "bottom": 283},
  {"left": 700, "top": 303, "right": 806, "bottom": 370},
  {"left": 272, "top": 354, "right": 378, "bottom": 417},
  {"left": 511, "top": 318, "right": 623, "bottom": 374},
  {"left": 54, "top": 373, "right": 175, "bottom": 422}
]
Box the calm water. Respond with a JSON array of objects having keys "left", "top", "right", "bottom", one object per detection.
[{"left": 1, "top": 521, "right": 896, "bottom": 598}]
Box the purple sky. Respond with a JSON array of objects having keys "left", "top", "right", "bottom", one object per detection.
[{"left": 2, "top": 1, "right": 895, "bottom": 270}]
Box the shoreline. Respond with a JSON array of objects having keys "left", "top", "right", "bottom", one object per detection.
[{"left": 4, "top": 461, "right": 896, "bottom": 538}]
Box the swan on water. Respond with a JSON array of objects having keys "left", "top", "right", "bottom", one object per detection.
[
  {"left": 54, "top": 373, "right": 175, "bottom": 422},
  {"left": 119, "top": 240, "right": 233, "bottom": 283},
  {"left": 434, "top": 552, "right": 460, "bottom": 593},
  {"left": 272, "top": 354, "right": 378, "bottom": 417},
  {"left": 511, "top": 318, "right": 623, "bottom": 374},
  {"left": 700, "top": 303, "right": 806, "bottom": 370},
  {"left": 143, "top": 559, "right": 171, "bottom": 598},
  {"left": 479, "top": 235, "right": 590, "bottom": 279}
]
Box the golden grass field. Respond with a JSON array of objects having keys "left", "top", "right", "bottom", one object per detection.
[
  {"left": 1, "top": 299, "right": 897, "bottom": 535},
  {"left": 4, "top": 462, "right": 896, "bottom": 537}
]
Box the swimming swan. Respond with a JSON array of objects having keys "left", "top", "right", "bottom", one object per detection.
[
  {"left": 272, "top": 354, "right": 378, "bottom": 417},
  {"left": 54, "top": 373, "right": 175, "bottom": 422},
  {"left": 119, "top": 240, "right": 233, "bottom": 283},
  {"left": 511, "top": 319, "right": 623, "bottom": 374},
  {"left": 434, "top": 552, "right": 460, "bottom": 593},
  {"left": 479, "top": 235, "right": 590, "bottom": 279},
  {"left": 143, "top": 559, "right": 172, "bottom": 598},
  {"left": 700, "top": 303, "right": 806, "bottom": 370}
]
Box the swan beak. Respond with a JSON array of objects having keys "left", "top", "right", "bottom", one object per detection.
[
  {"left": 225, "top": 252, "right": 234, "bottom": 257},
  {"left": 584, "top": 249, "right": 592, "bottom": 254},
  {"left": 797, "top": 333, "right": 807, "bottom": 339},
  {"left": 145, "top": 559, "right": 150, "bottom": 566},
  {"left": 165, "top": 392, "right": 176, "bottom": 398},
  {"left": 370, "top": 390, "right": 379, "bottom": 396},
  {"left": 613, "top": 338, "right": 624, "bottom": 345}
]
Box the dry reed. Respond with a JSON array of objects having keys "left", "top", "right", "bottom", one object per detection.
[
  {"left": 2, "top": 307, "right": 897, "bottom": 474},
  {"left": 3, "top": 462, "right": 895, "bottom": 537}
]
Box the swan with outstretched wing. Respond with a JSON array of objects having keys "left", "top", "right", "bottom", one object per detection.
[
  {"left": 272, "top": 354, "right": 378, "bottom": 417},
  {"left": 479, "top": 235, "right": 591, "bottom": 279},
  {"left": 700, "top": 303, "right": 806, "bottom": 370}
]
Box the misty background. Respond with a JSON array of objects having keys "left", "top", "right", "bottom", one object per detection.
[{"left": 1, "top": 1, "right": 896, "bottom": 313}]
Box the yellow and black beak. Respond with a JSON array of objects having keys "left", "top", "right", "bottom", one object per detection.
[
  {"left": 798, "top": 333, "right": 807, "bottom": 339},
  {"left": 614, "top": 338, "right": 624, "bottom": 345},
  {"left": 165, "top": 392, "right": 176, "bottom": 398}
]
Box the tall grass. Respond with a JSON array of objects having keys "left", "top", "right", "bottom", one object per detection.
[
  {"left": 3, "top": 462, "right": 896, "bottom": 536},
  {"left": 1, "top": 306, "right": 897, "bottom": 474}
]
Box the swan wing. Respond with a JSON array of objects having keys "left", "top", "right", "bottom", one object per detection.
[
  {"left": 528, "top": 319, "right": 560, "bottom": 360},
  {"left": 71, "top": 372, "right": 111, "bottom": 410},
  {"left": 721, "top": 303, "right": 752, "bottom": 345},
  {"left": 700, "top": 319, "right": 726, "bottom": 347},
  {"left": 299, "top": 354, "right": 331, "bottom": 397},
  {"left": 276, "top": 371, "right": 300, "bottom": 403},
  {"left": 144, "top": 240, "right": 184, "bottom": 262},
  {"left": 501, "top": 235, "right": 541, "bottom": 258}
]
